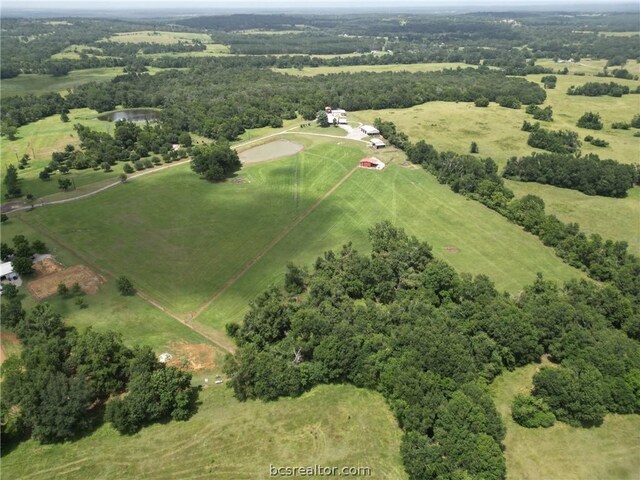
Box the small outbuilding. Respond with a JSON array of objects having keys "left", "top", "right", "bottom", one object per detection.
[
  {"left": 0, "top": 262, "right": 15, "bottom": 281},
  {"left": 361, "top": 125, "right": 380, "bottom": 135},
  {"left": 370, "top": 138, "right": 386, "bottom": 149},
  {"left": 325, "top": 107, "right": 348, "bottom": 125},
  {"left": 359, "top": 157, "right": 386, "bottom": 170}
]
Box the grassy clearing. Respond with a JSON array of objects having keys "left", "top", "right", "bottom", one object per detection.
[
  {"left": 0, "top": 218, "right": 215, "bottom": 355},
  {"left": 0, "top": 384, "right": 405, "bottom": 480},
  {"left": 141, "top": 43, "right": 231, "bottom": 58},
  {"left": 507, "top": 181, "right": 640, "bottom": 255},
  {"left": 536, "top": 58, "right": 640, "bottom": 76},
  {"left": 196, "top": 140, "right": 583, "bottom": 330},
  {"left": 490, "top": 363, "right": 640, "bottom": 480},
  {"left": 1, "top": 68, "right": 123, "bottom": 98},
  {"left": 1, "top": 108, "right": 119, "bottom": 202},
  {"left": 103, "top": 31, "right": 212, "bottom": 44},
  {"left": 274, "top": 62, "right": 487, "bottom": 77},
  {"left": 1, "top": 66, "right": 170, "bottom": 99},
  {"left": 15, "top": 140, "right": 361, "bottom": 314},
  {"left": 350, "top": 73, "right": 640, "bottom": 168}
]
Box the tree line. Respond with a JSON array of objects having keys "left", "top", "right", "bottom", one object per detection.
[
  {"left": 377, "top": 119, "right": 640, "bottom": 307},
  {"left": 223, "top": 222, "right": 640, "bottom": 480},
  {"left": 504, "top": 152, "right": 638, "bottom": 198}
]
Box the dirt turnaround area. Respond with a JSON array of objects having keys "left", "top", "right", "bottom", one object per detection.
[
  {"left": 28, "top": 262, "right": 105, "bottom": 299},
  {"left": 238, "top": 139, "right": 304, "bottom": 164},
  {"left": 165, "top": 341, "right": 217, "bottom": 371}
]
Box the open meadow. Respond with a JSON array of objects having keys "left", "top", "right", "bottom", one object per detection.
[
  {"left": 0, "top": 384, "right": 406, "bottom": 480},
  {"left": 507, "top": 181, "right": 640, "bottom": 255},
  {"left": 350, "top": 73, "right": 640, "bottom": 167},
  {"left": 490, "top": 363, "right": 640, "bottom": 480},
  {"left": 274, "top": 62, "right": 490, "bottom": 77},
  {"left": 0, "top": 66, "right": 170, "bottom": 98}
]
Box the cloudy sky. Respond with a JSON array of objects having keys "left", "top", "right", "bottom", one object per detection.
[{"left": 3, "top": 0, "right": 628, "bottom": 11}]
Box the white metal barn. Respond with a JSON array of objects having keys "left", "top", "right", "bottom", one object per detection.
[{"left": 361, "top": 125, "right": 380, "bottom": 135}]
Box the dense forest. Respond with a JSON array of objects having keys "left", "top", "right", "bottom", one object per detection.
[{"left": 224, "top": 222, "right": 640, "bottom": 480}]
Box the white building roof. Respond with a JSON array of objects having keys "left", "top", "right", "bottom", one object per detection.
[
  {"left": 371, "top": 138, "right": 386, "bottom": 146},
  {"left": 361, "top": 125, "right": 380, "bottom": 135},
  {"left": 0, "top": 262, "right": 14, "bottom": 277}
]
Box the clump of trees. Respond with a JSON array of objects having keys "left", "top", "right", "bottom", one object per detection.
[
  {"left": 503, "top": 152, "right": 637, "bottom": 197},
  {"left": 190, "top": 142, "right": 241, "bottom": 182},
  {"left": 225, "top": 223, "right": 640, "bottom": 480},
  {"left": 540, "top": 75, "right": 557, "bottom": 89},
  {"left": 527, "top": 128, "right": 581, "bottom": 154},
  {"left": 526, "top": 104, "right": 553, "bottom": 121},
  {"left": 1, "top": 302, "right": 199, "bottom": 444},
  {"left": 577, "top": 111, "right": 603, "bottom": 130},
  {"left": 511, "top": 394, "right": 556, "bottom": 428},
  {"left": 567, "top": 82, "right": 630, "bottom": 97}
]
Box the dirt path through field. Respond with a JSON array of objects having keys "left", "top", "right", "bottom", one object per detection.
[{"left": 188, "top": 165, "right": 360, "bottom": 321}]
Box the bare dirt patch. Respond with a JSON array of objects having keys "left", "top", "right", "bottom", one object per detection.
[
  {"left": 0, "top": 332, "right": 20, "bottom": 364},
  {"left": 444, "top": 246, "right": 460, "bottom": 253},
  {"left": 32, "top": 257, "right": 65, "bottom": 276},
  {"left": 27, "top": 265, "right": 105, "bottom": 299},
  {"left": 238, "top": 139, "right": 304, "bottom": 164},
  {"left": 165, "top": 341, "right": 217, "bottom": 371}
]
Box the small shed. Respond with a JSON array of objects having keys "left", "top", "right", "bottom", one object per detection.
[
  {"left": 361, "top": 125, "right": 380, "bottom": 135},
  {"left": 359, "top": 157, "right": 386, "bottom": 170},
  {"left": 0, "top": 262, "right": 14, "bottom": 281},
  {"left": 370, "top": 138, "right": 386, "bottom": 149}
]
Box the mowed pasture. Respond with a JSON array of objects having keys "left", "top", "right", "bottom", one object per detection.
[
  {"left": 1, "top": 384, "right": 406, "bottom": 480},
  {"left": 536, "top": 58, "right": 640, "bottom": 76},
  {"left": 351, "top": 73, "right": 640, "bottom": 167},
  {"left": 0, "top": 218, "right": 219, "bottom": 355},
  {"left": 490, "top": 363, "right": 640, "bottom": 480},
  {"left": 14, "top": 140, "right": 361, "bottom": 314},
  {"left": 12, "top": 136, "right": 584, "bottom": 324},
  {"left": 274, "top": 62, "right": 490, "bottom": 77},
  {"left": 507, "top": 181, "right": 640, "bottom": 256}
]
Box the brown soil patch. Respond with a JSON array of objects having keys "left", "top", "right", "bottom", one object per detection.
[
  {"left": 444, "top": 246, "right": 460, "bottom": 253},
  {"left": 27, "top": 265, "right": 105, "bottom": 299},
  {"left": 0, "top": 332, "right": 20, "bottom": 365},
  {"left": 166, "top": 341, "right": 217, "bottom": 371},
  {"left": 32, "top": 257, "right": 65, "bottom": 276},
  {"left": 231, "top": 177, "right": 249, "bottom": 184}
]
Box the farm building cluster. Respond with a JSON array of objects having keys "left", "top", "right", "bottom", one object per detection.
[
  {"left": 360, "top": 124, "right": 386, "bottom": 149},
  {"left": 325, "top": 106, "right": 348, "bottom": 125}
]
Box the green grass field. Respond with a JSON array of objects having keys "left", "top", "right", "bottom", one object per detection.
[
  {"left": 103, "top": 31, "right": 213, "bottom": 44},
  {"left": 11, "top": 136, "right": 583, "bottom": 323},
  {"left": 350, "top": 73, "right": 640, "bottom": 168},
  {"left": 507, "top": 181, "right": 640, "bottom": 255},
  {"left": 274, "top": 62, "right": 489, "bottom": 77},
  {"left": 536, "top": 58, "right": 640, "bottom": 76},
  {"left": 0, "top": 108, "right": 120, "bottom": 202},
  {"left": 0, "top": 218, "right": 217, "bottom": 356},
  {"left": 1, "top": 66, "right": 171, "bottom": 99},
  {"left": 490, "top": 362, "right": 640, "bottom": 480},
  {"left": 0, "top": 384, "right": 406, "bottom": 480}
]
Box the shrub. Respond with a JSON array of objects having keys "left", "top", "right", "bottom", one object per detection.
[
  {"left": 497, "top": 96, "right": 521, "bottom": 109},
  {"left": 116, "top": 276, "right": 135, "bottom": 296},
  {"left": 122, "top": 163, "right": 134, "bottom": 174},
  {"left": 577, "top": 112, "right": 603, "bottom": 130},
  {"left": 590, "top": 138, "right": 609, "bottom": 147},
  {"left": 611, "top": 122, "right": 630, "bottom": 130},
  {"left": 134, "top": 160, "right": 145, "bottom": 171},
  {"left": 474, "top": 97, "right": 490, "bottom": 107},
  {"left": 512, "top": 394, "right": 556, "bottom": 428},
  {"left": 470, "top": 141, "right": 479, "bottom": 154}
]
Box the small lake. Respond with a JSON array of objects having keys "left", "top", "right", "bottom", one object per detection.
[{"left": 98, "top": 108, "right": 160, "bottom": 123}]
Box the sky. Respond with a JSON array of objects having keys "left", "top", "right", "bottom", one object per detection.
[{"left": 3, "top": 0, "right": 631, "bottom": 11}]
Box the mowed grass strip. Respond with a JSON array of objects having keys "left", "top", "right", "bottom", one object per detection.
[
  {"left": 103, "top": 31, "right": 213, "bottom": 44},
  {"left": 507, "top": 181, "right": 640, "bottom": 256},
  {"left": 17, "top": 143, "right": 362, "bottom": 314},
  {"left": 490, "top": 363, "right": 640, "bottom": 480},
  {"left": 1, "top": 384, "right": 406, "bottom": 480},
  {"left": 197, "top": 157, "right": 584, "bottom": 330},
  {"left": 351, "top": 73, "right": 640, "bottom": 168}
]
